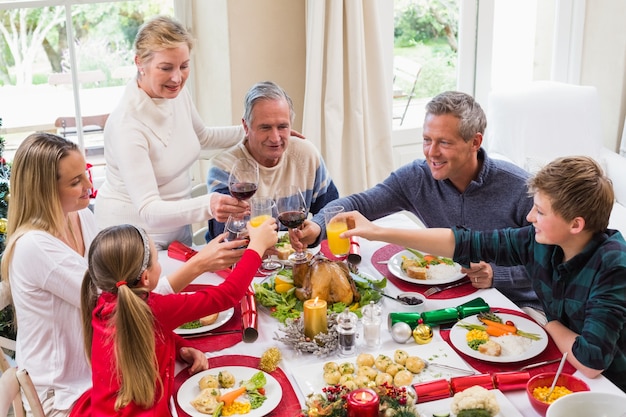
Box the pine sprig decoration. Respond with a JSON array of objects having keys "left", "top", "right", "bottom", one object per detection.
[{"left": 274, "top": 312, "right": 339, "bottom": 357}]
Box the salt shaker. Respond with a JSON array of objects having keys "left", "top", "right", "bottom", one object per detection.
[
  {"left": 337, "top": 308, "right": 358, "bottom": 356},
  {"left": 362, "top": 301, "right": 382, "bottom": 348}
]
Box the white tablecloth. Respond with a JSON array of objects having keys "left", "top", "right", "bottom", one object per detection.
[{"left": 162, "top": 212, "right": 625, "bottom": 416}]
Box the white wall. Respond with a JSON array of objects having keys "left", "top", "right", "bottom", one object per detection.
[{"left": 582, "top": 1, "right": 626, "bottom": 152}]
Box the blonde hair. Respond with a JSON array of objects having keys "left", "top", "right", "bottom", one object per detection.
[
  {"left": 527, "top": 156, "right": 614, "bottom": 232},
  {"left": 134, "top": 15, "right": 194, "bottom": 65},
  {"left": 81, "top": 224, "right": 161, "bottom": 410},
  {"left": 1, "top": 133, "right": 79, "bottom": 287}
]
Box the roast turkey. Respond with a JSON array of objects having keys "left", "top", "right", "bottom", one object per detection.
[{"left": 292, "top": 256, "right": 360, "bottom": 305}]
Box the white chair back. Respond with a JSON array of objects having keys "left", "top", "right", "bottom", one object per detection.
[{"left": 485, "top": 81, "right": 603, "bottom": 172}]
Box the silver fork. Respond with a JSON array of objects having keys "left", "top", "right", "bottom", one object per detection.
[{"left": 423, "top": 278, "right": 471, "bottom": 297}]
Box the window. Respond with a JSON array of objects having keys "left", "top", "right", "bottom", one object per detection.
[
  {"left": 0, "top": 0, "right": 173, "bottom": 163},
  {"left": 392, "top": 0, "right": 459, "bottom": 130}
]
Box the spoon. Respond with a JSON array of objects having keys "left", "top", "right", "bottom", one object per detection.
[
  {"left": 545, "top": 352, "right": 568, "bottom": 401},
  {"left": 378, "top": 291, "right": 411, "bottom": 305}
]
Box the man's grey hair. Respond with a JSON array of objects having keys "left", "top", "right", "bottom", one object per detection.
[{"left": 243, "top": 81, "right": 295, "bottom": 125}]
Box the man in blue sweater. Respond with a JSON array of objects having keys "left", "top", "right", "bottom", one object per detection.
[{"left": 293, "top": 91, "right": 542, "bottom": 318}]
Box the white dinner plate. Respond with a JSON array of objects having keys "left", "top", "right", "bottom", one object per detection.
[
  {"left": 388, "top": 250, "right": 465, "bottom": 285},
  {"left": 293, "top": 341, "right": 474, "bottom": 397},
  {"left": 174, "top": 307, "right": 235, "bottom": 335},
  {"left": 176, "top": 366, "right": 281, "bottom": 417},
  {"left": 449, "top": 313, "right": 548, "bottom": 363},
  {"left": 417, "top": 389, "right": 523, "bottom": 417}
]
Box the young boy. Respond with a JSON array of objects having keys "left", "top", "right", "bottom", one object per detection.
[{"left": 338, "top": 156, "right": 626, "bottom": 392}]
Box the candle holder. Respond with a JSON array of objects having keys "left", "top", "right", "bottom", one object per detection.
[
  {"left": 274, "top": 312, "right": 339, "bottom": 357},
  {"left": 346, "top": 388, "right": 379, "bottom": 417}
]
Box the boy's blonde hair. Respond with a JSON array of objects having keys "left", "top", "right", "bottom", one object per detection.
[{"left": 528, "top": 156, "right": 614, "bottom": 232}]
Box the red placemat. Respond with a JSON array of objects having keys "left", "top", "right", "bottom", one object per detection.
[
  {"left": 440, "top": 308, "right": 576, "bottom": 376},
  {"left": 179, "top": 284, "right": 242, "bottom": 352},
  {"left": 320, "top": 240, "right": 347, "bottom": 261},
  {"left": 371, "top": 244, "right": 477, "bottom": 298},
  {"left": 174, "top": 355, "right": 302, "bottom": 417}
]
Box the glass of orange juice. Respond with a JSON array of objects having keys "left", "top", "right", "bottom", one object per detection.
[
  {"left": 324, "top": 206, "right": 349, "bottom": 257},
  {"left": 250, "top": 197, "right": 273, "bottom": 227}
]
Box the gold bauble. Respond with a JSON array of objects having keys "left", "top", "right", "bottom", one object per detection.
[
  {"left": 0, "top": 218, "right": 7, "bottom": 234},
  {"left": 412, "top": 319, "right": 433, "bottom": 344}
]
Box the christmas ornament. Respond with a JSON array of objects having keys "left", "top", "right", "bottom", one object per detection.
[
  {"left": 0, "top": 218, "right": 6, "bottom": 234},
  {"left": 259, "top": 347, "right": 282, "bottom": 372},
  {"left": 391, "top": 321, "right": 413, "bottom": 343},
  {"left": 412, "top": 318, "right": 433, "bottom": 344}
]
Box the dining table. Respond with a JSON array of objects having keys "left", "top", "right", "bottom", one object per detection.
[{"left": 161, "top": 212, "right": 626, "bottom": 417}]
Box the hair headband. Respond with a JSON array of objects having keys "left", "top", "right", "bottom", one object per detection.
[{"left": 133, "top": 225, "right": 151, "bottom": 284}]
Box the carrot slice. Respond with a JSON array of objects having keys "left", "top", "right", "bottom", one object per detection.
[
  {"left": 478, "top": 317, "right": 517, "bottom": 334},
  {"left": 218, "top": 386, "right": 247, "bottom": 407}
]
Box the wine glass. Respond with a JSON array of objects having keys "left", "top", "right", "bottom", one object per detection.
[
  {"left": 250, "top": 197, "right": 283, "bottom": 275},
  {"left": 224, "top": 214, "right": 248, "bottom": 248},
  {"left": 228, "top": 158, "right": 259, "bottom": 202},
  {"left": 275, "top": 185, "right": 309, "bottom": 263}
]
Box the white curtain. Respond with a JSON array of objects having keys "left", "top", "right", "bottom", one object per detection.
[{"left": 303, "top": 0, "right": 393, "bottom": 196}]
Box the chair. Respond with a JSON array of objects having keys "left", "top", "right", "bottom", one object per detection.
[
  {"left": 54, "top": 113, "right": 109, "bottom": 138},
  {"left": 485, "top": 81, "right": 603, "bottom": 171},
  {"left": 191, "top": 183, "right": 209, "bottom": 246},
  {"left": 393, "top": 57, "right": 422, "bottom": 125},
  {"left": 0, "top": 367, "right": 45, "bottom": 417},
  {"left": 47, "top": 69, "right": 105, "bottom": 87}
]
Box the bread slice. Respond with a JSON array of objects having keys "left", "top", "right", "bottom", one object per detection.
[
  {"left": 199, "top": 313, "right": 219, "bottom": 326},
  {"left": 276, "top": 243, "right": 295, "bottom": 260},
  {"left": 405, "top": 265, "right": 428, "bottom": 280}
]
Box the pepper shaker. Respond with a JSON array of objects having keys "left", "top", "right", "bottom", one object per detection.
[
  {"left": 362, "top": 301, "right": 382, "bottom": 348},
  {"left": 337, "top": 308, "right": 358, "bottom": 356}
]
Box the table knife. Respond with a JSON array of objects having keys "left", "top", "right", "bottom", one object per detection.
[
  {"left": 182, "top": 329, "right": 242, "bottom": 339},
  {"left": 517, "top": 358, "right": 561, "bottom": 371}
]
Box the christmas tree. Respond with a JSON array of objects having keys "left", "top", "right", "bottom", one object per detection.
[{"left": 0, "top": 117, "right": 14, "bottom": 342}]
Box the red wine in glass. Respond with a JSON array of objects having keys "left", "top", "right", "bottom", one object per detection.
[
  {"left": 228, "top": 158, "right": 259, "bottom": 202},
  {"left": 229, "top": 182, "right": 258, "bottom": 201},
  {"left": 275, "top": 185, "right": 309, "bottom": 263},
  {"left": 278, "top": 210, "right": 306, "bottom": 229}
]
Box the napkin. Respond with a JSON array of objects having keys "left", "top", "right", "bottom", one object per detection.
[
  {"left": 439, "top": 308, "right": 576, "bottom": 376},
  {"left": 168, "top": 241, "right": 198, "bottom": 262},
  {"left": 371, "top": 244, "right": 478, "bottom": 298},
  {"left": 174, "top": 355, "right": 302, "bottom": 417}
]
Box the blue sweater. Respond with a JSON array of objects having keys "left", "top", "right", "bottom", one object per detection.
[{"left": 311, "top": 148, "right": 541, "bottom": 310}]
